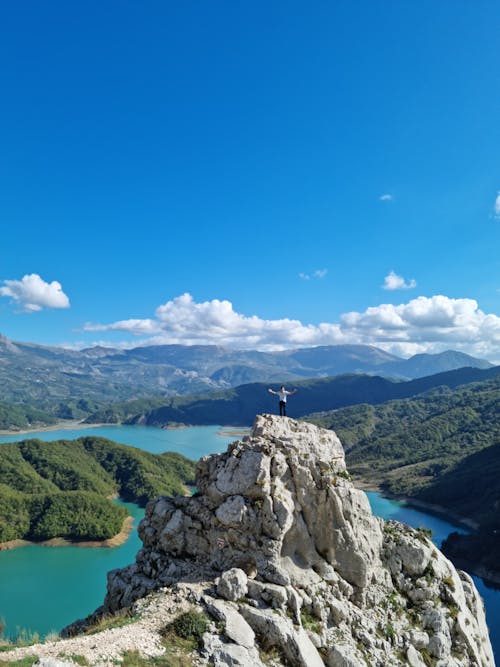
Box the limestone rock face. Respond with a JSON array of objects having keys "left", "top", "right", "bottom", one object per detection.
[{"left": 101, "top": 415, "right": 494, "bottom": 667}]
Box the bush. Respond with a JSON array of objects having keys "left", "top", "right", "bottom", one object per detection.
[{"left": 171, "top": 612, "right": 209, "bottom": 641}]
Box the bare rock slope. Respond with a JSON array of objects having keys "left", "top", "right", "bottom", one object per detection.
[
  {"left": 100, "top": 414, "right": 494, "bottom": 666},
  {"left": 3, "top": 415, "right": 493, "bottom": 666}
]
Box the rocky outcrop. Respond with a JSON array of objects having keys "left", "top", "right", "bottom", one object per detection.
[{"left": 76, "top": 415, "right": 495, "bottom": 666}]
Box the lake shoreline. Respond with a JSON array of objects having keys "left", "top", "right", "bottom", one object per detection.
[
  {"left": 216, "top": 427, "right": 251, "bottom": 438},
  {"left": 0, "top": 516, "right": 136, "bottom": 552},
  {"left": 0, "top": 420, "right": 250, "bottom": 437},
  {"left": 354, "top": 476, "right": 479, "bottom": 531},
  {"left": 0, "top": 419, "right": 111, "bottom": 436}
]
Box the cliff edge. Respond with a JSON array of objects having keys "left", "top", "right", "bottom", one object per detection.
[
  {"left": 100, "top": 415, "right": 495, "bottom": 665},
  {"left": 2, "top": 415, "right": 494, "bottom": 666}
]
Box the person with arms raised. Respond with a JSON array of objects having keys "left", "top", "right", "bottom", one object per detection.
[{"left": 267, "top": 385, "right": 298, "bottom": 416}]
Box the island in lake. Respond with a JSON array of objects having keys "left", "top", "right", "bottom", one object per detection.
[{"left": 0, "top": 436, "right": 195, "bottom": 547}]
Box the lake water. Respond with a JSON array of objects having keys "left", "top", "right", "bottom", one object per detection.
[
  {"left": 0, "top": 424, "right": 498, "bottom": 660},
  {"left": 0, "top": 424, "right": 238, "bottom": 639},
  {"left": 0, "top": 423, "right": 239, "bottom": 458}
]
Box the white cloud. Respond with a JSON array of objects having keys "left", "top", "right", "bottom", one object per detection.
[
  {"left": 313, "top": 268, "right": 328, "bottom": 279},
  {"left": 379, "top": 194, "right": 393, "bottom": 201},
  {"left": 83, "top": 293, "right": 345, "bottom": 350},
  {"left": 299, "top": 268, "right": 328, "bottom": 280},
  {"left": 84, "top": 318, "right": 159, "bottom": 336},
  {"left": 494, "top": 191, "right": 500, "bottom": 219},
  {"left": 0, "top": 274, "right": 70, "bottom": 312},
  {"left": 82, "top": 292, "right": 500, "bottom": 362},
  {"left": 340, "top": 295, "right": 500, "bottom": 362},
  {"left": 383, "top": 270, "right": 417, "bottom": 291}
]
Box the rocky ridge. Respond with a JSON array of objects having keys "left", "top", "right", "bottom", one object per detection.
[{"left": 2, "top": 415, "right": 494, "bottom": 666}]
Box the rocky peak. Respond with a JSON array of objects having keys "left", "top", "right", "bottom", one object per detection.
[{"left": 95, "top": 415, "right": 494, "bottom": 666}]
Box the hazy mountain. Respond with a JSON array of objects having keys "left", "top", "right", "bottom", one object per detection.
[
  {"left": 380, "top": 350, "right": 493, "bottom": 378},
  {"left": 0, "top": 334, "right": 493, "bottom": 408},
  {"left": 284, "top": 344, "right": 400, "bottom": 375}
]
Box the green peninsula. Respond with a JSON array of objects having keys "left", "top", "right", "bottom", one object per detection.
[{"left": 0, "top": 436, "right": 195, "bottom": 544}]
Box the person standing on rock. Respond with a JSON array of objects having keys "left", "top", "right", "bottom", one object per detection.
[{"left": 267, "top": 385, "right": 298, "bottom": 416}]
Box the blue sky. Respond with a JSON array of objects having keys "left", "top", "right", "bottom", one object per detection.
[{"left": 0, "top": 1, "right": 499, "bottom": 360}]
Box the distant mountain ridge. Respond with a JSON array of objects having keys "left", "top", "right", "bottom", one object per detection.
[
  {"left": 85, "top": 365, "right": 500, "bottom": 427},
  {"left": 0, "top": 334, "right": 493, "bottom": 407}
]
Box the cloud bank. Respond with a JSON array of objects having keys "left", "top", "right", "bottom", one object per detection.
[
  {"left": 383, "top": 271, "right": 417, "bottom": 290},
  {"left": 83, "top": 292, "right": 500, "bottom": 362},
  {"left": 0, "top": 274, "right": 70, "bottom": 312}
]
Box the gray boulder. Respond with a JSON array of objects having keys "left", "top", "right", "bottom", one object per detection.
[{"left": 217, "top": 568, "right": 248, "bottom": 602}]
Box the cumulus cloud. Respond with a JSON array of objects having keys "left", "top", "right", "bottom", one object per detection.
[
  {"left": 379, "top": 194, "right": 393, "bottom": 201},
  {"left": 0, "top": 274, "right": 70, "bottom": 312},
  {"left": 383, "top": 270, "right": 417, "bottom": 291},
  {"left": 341, "top": 295, "right": 500, "bottom": 361},
  {"left": 299, "top": 268, "right": 328, "bottom": 280},
  {"left": 82, "top": 292, "right": 500, "bottom": 362},
  {"left": 84, "top": 293, "right": 344, "bottom": 349},
  {"left": 494, "top": 191, "right": 500, "bottom": 219}
]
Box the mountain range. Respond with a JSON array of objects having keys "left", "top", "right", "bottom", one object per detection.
[
  {"left": 85, "top": 365, "right": 500, "bottom": 427},
  {"left": 0, "top": 334, "right": 493, "bottom": 407}
]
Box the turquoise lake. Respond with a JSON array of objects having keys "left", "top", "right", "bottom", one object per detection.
[{"left": 0, "top": 424, "right": 498, "bottom": 660}]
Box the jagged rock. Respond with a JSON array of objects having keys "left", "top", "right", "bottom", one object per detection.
[
  {"left": 327, "top": 644, "right": 365, "bottom": 667},
  {"left": 96, "top": 415, "right": 494, "bottom": 667},
  {"left": 247, "top": 579, "right": 288, "bottom": 609},
  {"left": 201, "top": 633, "right": 264, "bottom": 666},
  {"left": 408, "top": 629, "right": 429, "bottom": 649},
  {"left": 239, "top": 604, "right": 324, "bottom": 667},
  {"left": 204, "top": 598, "right": 255, "bottom": 649},
  {"left": 406, "top": 645, "right": 427, "bottom": 667}
]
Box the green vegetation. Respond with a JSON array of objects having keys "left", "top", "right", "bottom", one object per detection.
[
  {"left": 306, "top": 375, "right": 500, "bottom": 578},
  {"left": 0, "top": 658, "right": 39, "bottom": 667},
  {"left": 419, "top": 647, "right": 436, "bottom": 667},
  {"left": 151, "top": 611, "right": 212, "bottom": 667},
  {"left": 300, "top": 609, "right": 322, "bottom": 634},
  {"left": 120, "top": 647, "right": 194, "bottom": 667},
  {"left": 84, "top": 609, "right": 137, "bottom": 635},
  {"left": 0, "top": 402, "right": 57, "bottom": 430},
  {"left": 0, "top": 623, "right": 46, "bottom": 662},
  {"left": 170, "top": 612, "right": 209, "bottom": 642},
  {"left": 306, "top": 376, "right": 499, "bottom": 496},
  {"left": 416, "top": 527, "right": 433, "bottom": 542},
  {"left": 58, "top": 656, "right": 89, "bottom": 666},
  {"left": 0, "top": 436, "right": 195, "bottom": 543}
]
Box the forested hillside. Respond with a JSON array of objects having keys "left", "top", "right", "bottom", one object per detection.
[
  {"left": 0, "top": 437, "right": 195, "bottom": 543},
  {"left": 306, "top": 375, "right": 499, "bottom": 495},
  {"left": 305, "top": 376, "right": 500, "bottom": 579},
  {"left": 0, "top": 403, "right": 57, "bottom": 430}
]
